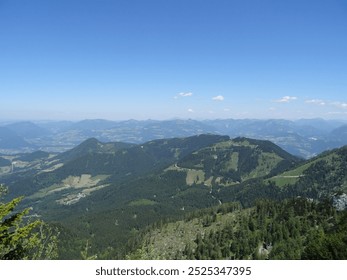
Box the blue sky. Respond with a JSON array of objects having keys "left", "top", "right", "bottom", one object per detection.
[{"left": 0, "top": 0, "right": 347, "bottom": 120}]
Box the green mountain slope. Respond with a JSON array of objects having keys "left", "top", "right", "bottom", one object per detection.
[
  {"left": 269, "top": 145, "right": 347, "bottom": 196},
  {"left": 2, "top": 134, "right": 346, "bottom": 259},
  {"left": 125, "top": 198, "right": 347, "bottom": 260},
  {"left": 55, "top": 138, "right": 135, "bottom": 163},
  {"left": 172, "top": 137, "right": 300, "bottom": 187},
  {"left": 3, "top": 134, "right": 229, "bottom": 199},
  {"left": 213, "top": 145, "right": 347, "bottom": 211},
  {"left": 13, "top": 135, "right": 299, "bottom": 258}
]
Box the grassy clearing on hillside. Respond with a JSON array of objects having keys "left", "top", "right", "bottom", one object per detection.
[
  {"left": 186, "top": 169, "right": 205, "bottom": 186},
  {"left": 268, "top": 154, "right": 335, "bottom": 187},
  {"left": 39, "top": 163, "right": 64, "bottom": 173},
  {"left": 28, "top": 174, "right": 109, "bottom": 200},
  {"left": 221, "top": 152, "right": 238, "bottom": 172},
  {"left": 268, "top": 176, "right": 300, "bottom": 187},
  {"left": 246, "top": 152, "right": 282, "bottom": 180}
]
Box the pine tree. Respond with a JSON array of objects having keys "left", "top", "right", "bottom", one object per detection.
[{"left": 0, "top": 184, "right": 58, "bottom": 259}]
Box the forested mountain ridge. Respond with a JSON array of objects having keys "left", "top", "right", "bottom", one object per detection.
[
  {"left": 1, "top": 134, "right": 346, "bottom": 259},
  {"left": 55, "top": 137, "right": 135, "bottom": 163},
  {"left": 213, "top": 144, "right": 347, "bottom": 211},
  {"left": 1, "top": 134, "right": 229, "bottom": 200},
  {"left": 174, "top": 137, "right": 300, "bottom": 186},
  {"left": 268, "top": 145, "right": 347, "bottom": 198},
  {"left": 4, "top": 134, "right": 299, "bottom": 212}
]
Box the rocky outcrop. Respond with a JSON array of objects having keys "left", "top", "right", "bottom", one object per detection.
[{"left": 333, "top": 193, "right": 347, "bottom": 211}]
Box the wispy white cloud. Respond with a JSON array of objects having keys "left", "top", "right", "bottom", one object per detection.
[
  {"left": 179, "top": 92, "right": 193, "bottom": 97},
  {"left": 274, "top": 96, "right": 297, "bottom": 103},
  {"left": 331, "top": 101, "right": 347, "bottom": 109},
  {"left": 305, "top": 99, "right": 326, "bottom": 106},
  {"left": 304, "top": 99, "right": 347, "bottom": 110},
  {"left": 212, "top": 95, "right": 224, "bottom": 101},
  {"left": 187, "top": 108, "right": 194, "bottom": 113},
  {"left": 174, "top": 92, "right": 193, "bottom": 99}
]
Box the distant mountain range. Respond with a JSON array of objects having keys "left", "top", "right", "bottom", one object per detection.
[
  {"left": 0, "top": 127, "right": 31, "bottom": 149},
  {"left": 1, "top": 133, "right": 346, "bottom": 259},
  {"left": 1, "top": 118, "right": 347, "bottom": 158}
]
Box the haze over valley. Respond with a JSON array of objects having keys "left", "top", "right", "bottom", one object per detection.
[{"left": 1, "top": 118, "right": 347, "bottom": 159}]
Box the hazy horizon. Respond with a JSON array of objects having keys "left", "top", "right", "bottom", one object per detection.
[
  {"left": 1, "top": 117, "right": 347, "bottom": 125},
  {"left": 1, "top": 0, "right": 346, "bottom": 121}
]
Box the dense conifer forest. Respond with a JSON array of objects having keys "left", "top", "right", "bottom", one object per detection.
[{"left": 125, "top": 199, "right": 347, "bottom": 260}]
